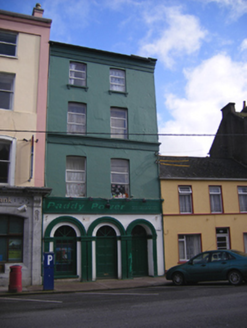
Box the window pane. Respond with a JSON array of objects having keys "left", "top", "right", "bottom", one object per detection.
[
  {"left": 9, "top": 217, "right": 23, "bottom": 234},
  {"left": 179, "top": 240, "right": 185, "bottom": 260},
  {"left": 0, "top": 91, "right": 13, "bottom": 110},
  {"left": 8, "top": 239, "right": 22, "bottom": 261},
  {"left": 67, "top": 157, "right": 85, "bottom": 170},
  {"left": 0, "top": 217, "right": 8, "bottom": 234},
  {"left": 110, "top": 69, "right": 125, "bottom": 92},
  {"left": 66, "top": 183, "right": 86, "bottom": 197},
  {"left": 179, "top": 186, "right": 192, "bottom": 213},
  {"left": 209, "top": 186, "right": 222, "bottom": 213},
  {"left": 179, "top": 234, "right": 201, "bottom": 261},
  {"left": 0, "top": 215, "right": 23, "bottom": 262},
  {"left": 69, "top": 62, "right": 86, "bottom": 86},
  {"left": 111, "top": 108, "right": 127, "bottom": 139},
  {"left": 0, "top": 73, "right": 15, "bottom": 110},
  {"left": 238, "top": 187, "right": 247, "bottom": 212},
  {"left": 0, "top": 142, "right": 10, "bottom": 183},
  {"left": 111, "top": 159, "right": 128, "bottom": 172},
  {"left": 179, "top": 194, "right": 192, "bottom": 213},
  {"left": 67, "top": 103, "right": 86, "bottom": 135},
  {"left": 0, "top": 238, "right": 7, "bottom": 261},
  {"left": 0, "top": 73, "right": 14, "bottom": 91},
  {"left": 111, "top": 159, "right": 129, "bottom": 198},
  {"left": 0, "top": 31, "right": 17, "bottom": 56},
  {"left": 66, "top": 157, "right": 86, "bottom": 197}
]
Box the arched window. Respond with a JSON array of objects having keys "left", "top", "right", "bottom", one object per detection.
[{"left": 54, "top": 225, "right": 77, "bottom": 276}]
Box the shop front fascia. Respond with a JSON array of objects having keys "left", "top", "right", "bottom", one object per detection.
[
  {"left": 43, "top": 197, "right": 164, "bottom": 281},
  {"left": 0, "top": 187, "right": 51, "bottom": 287}
]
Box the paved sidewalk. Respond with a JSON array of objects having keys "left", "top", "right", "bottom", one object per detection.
[{"left": 0, "top": 276, "right": 168, "bottom": 296}]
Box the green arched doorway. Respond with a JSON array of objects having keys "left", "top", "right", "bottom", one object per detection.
[
  {"left": 131, "top": 225, "right": 148, "bottom": 277},
  {"left": 96, "top": 226, "right": 117, "bottom": 279},
  {"left": 54, "top": 225, "right": 77, "bottom": 277}
]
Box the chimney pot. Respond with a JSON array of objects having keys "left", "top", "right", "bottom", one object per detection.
[
  {"left": 243, "top": 101, "right": 246, "bottom": 109},
  {"left": 32, "top": 3, "right": 44, "bottom": 17}
]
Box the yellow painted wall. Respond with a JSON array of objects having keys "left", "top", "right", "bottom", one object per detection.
[
  {"left": 0, "top": 33, "right": 40, "bottom": 185},
  {"left": 161, "top": 179, "right": 247, "bottom": 270}
]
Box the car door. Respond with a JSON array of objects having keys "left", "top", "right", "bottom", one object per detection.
[
  {"left": 186, "top": 252, "right": 211, "bottom": 282},
  {"left": 207, "top": 251, "right": 232, "bottom": 280}
]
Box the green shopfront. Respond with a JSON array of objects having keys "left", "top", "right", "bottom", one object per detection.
[{"left": 43, "top": 197, "right": 164, "bottom": 281}]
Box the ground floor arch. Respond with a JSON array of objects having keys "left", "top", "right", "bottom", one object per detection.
[
  {"left": 43, "top": 215, "right": 161, "bottom": 282},
  {"left": 96, "top": 225, "right": 118, "bottom": 279},
  {"left": 131, "top": 225, "right": 149, "bottom": 277}
]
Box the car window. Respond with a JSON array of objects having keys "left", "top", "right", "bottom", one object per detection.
[
  {"left": 211, "top": 251, "right": 223, "bottom": 261},
  {"left": 192, "top": 253, "right": 210, "bottom": 264}
]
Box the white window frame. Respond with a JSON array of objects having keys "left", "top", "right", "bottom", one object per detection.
[
  {"left": 0, "top": 30, "right": 17, "bottom": 57},
  {"left": 0, "top": 73, "right": 15, "bottom": 110},
  {"left": 69, "top": 62, "right": 86, "bottom": 87},
  {"left": 209, "top": 186, "right": 222, "bottom": 213},
  {"left": 110, "top": 68, "right": 126, "bottom": 92},
  {"left": 66, "top": 156, "right": 86, "bottom": 197},
  {"left": 238, "top": 186, "right": 247, "bottom": 212},
  {"left": 111, "top": 159, "right": 129, "bottom": 198},
  {"left": 0, "top": 136, "right": 16, "bottom": 186},
  {"left": 67, "top": 102, "right": 86, "bottom": 135},
  {"left": 110, "top": 108, "right": 127, "bottom": 139},
  {"left": 216, "top": 228, "right": 230, "bottom": 250},
  {"left": 178, "top": 186, "right": 192, "bottom": 214},
  {"left": 178, "top": 234, "right": 201, "bottom": 261}
]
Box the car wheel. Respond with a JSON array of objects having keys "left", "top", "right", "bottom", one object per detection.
[
  {"left": 228, "top": 270, "right": 243, "bottom": 286},
  {"left": 172, "top": 272, "right": 184, "bottom": 286}
]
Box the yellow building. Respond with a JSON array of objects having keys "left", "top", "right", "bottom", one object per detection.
[{"left": 160, "top": 156, "right": 247, "bottom": 271}]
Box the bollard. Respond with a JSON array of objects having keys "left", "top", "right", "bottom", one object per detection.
[{"left": 8, "top": 265, "right": 22, "bottom": 293}]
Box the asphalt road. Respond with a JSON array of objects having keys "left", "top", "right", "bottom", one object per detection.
[{"left": 1, "top": 282, "right": 247, "bottom": 328}]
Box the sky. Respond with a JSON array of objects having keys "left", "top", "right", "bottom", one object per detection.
[{"left": 1, "top": 0, "right": 247, "bottom": 157}]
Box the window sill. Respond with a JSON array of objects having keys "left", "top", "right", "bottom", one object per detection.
[
  {"left": 67, "top": 84, "right": 88, "bottom": 91},
  {"left": 0, "top": 54, "right": 18, "bottom": 59},
  {"left": 108, "top": 90, "right": 128, "bottom": 96}
]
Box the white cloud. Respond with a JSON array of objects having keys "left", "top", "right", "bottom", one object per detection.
[
  {"left": 159, "top": 54, "right": 247, "bottom": 156},
  {"left": 240, "top": 39, "right": 247, "bottom": 52},
  {"left": 139, "top": 6, "right": 207, "bottom": 69},
  {"left": 43, "top": 0, "right": 92, "bottom": 42},
  {"left": 205, "top": 0, "right": 247, "bottom": 19}
]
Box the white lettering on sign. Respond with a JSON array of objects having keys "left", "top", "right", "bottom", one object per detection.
[{"left": 47, "top": 254, "right": 53, "bottom": 266}]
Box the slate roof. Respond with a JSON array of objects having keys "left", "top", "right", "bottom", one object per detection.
[{"left": 159, "top": 156, "right": 247, "bottom": 180}]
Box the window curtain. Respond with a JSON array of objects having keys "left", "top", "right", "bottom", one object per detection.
[
  {"left": 238, "top": 187, "right": 247, "bottom": 212},
  {"left": 66, "top": 157, "right": 85, "bottom": 197},
  {"left": 186, "top": 235, "right": 201, "bottom": 259},
  {"left": 67, "top": 103, "right": 86, "bottom": 134},
  {"left": 110, "top": 69, "right": 125, "bottom": 92},
  {"left": 179, "top": 194, "right": 192, "bottom": 213}
]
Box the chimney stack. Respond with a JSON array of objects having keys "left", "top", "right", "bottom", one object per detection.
[{"left": 32, "top": 3, "right": 44, "bottom": 17}]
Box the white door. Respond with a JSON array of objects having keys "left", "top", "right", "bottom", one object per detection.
[{"left": 216, "top": 228, "right": 230, "bottom": 249}]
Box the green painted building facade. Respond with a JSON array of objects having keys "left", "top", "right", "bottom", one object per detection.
[{"left": 44, "top": 41, "right": 164, "bottom": 281}]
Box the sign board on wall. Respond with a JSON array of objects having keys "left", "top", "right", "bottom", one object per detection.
[{"left": 43, "top": 197, "right": 163, "bottom": 214}]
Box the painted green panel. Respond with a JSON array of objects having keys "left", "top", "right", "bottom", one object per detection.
[
  {"left": 46, "top": 43, "right": 161, "bottom": 201},
  {"left": 96, "top": 226, "right": 117, "bottom": 279},
  {"left": 132, "top": 226, "right": 148, "bottom": 277},
  {"left": 43, "top": 197, "right": 162, "bottom": 215}
]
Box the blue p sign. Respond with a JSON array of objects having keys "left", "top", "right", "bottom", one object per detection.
[
  {"left": 47, "top": 254, "right": 53, "bottom": 266},
  {"left": 43, "top": 252, "right": 54, "bottom": 291}
]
